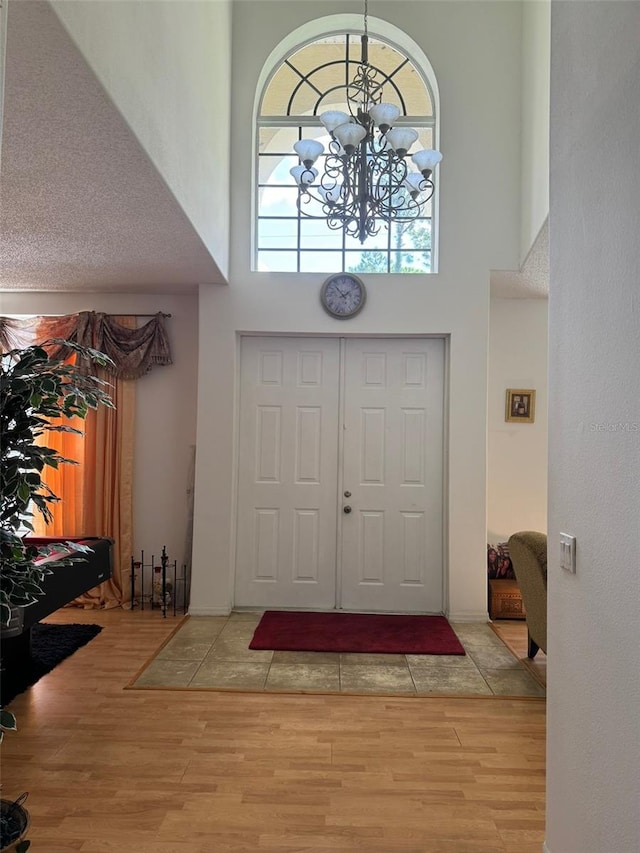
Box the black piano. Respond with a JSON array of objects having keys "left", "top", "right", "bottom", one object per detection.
[{"left": 1, "top": 536, "right": 113, "bottom": 668}]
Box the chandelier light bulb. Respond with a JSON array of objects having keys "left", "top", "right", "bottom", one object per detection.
[
  {"left": 403, "top": 172, "right": 427, "bottom": 196},
  {"left": 332, "top": 122, "right": 367, "bottom": 155},
  {"left": 368, "top": 102, "right": 401, "bottom": 133},
  {"left": 290, "top": 164, "right": 318, "bottom": 187},
  {"left": 319, "top": 110, "right": 352, "bottom": 133},
  {"left": 293, "top": 139, "right": 324, "bottom": 168},
  {"left": 319, "top": 185, "right": 342, "bottom": 205},
  {"left": 412, "top": 149, "right": 443, "bottom": 174},
  {"left": 384, "top": 127, "right": 419, "bottom": 157}
]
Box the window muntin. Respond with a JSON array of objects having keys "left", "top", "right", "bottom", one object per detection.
[{"left": 256, "top": 33, "right": 437, "bottom": 274}]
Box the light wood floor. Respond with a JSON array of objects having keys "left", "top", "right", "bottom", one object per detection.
[
  {"left": 2, "top": 609, "right": 546, "bottom": 852},
  {"left": 490, "top": 621, "right": 547, "bottom": 688}
]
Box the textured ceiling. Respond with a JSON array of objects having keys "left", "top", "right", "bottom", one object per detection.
[
  {"left": 0, "top": 1, "right": 225, "bottom": 293},
  {"left": 490, "top": 219, "right": 549, "bottom": 298}
]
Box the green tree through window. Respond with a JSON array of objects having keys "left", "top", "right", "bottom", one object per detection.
[{"left": 347, "top": 221, "right": 432, "bottom": 274}]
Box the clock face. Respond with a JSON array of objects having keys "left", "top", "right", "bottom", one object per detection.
[{"left": 320, "top": 274, "right": 366, "bottom": 319}]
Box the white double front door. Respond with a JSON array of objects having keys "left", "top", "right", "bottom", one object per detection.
[{"left": 234, "top": 336, "right": 445, "bottom": 613}]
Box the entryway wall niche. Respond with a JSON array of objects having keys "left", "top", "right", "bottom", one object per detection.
[
  {"left": 234, "top": 335, "right": 446, "bottom": 615},
  {"left": 487, "top": 297, "right": 548, "bottom": 544}
]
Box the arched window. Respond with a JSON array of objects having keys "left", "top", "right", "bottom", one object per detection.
[{"left": 255, "top": 27, "right": 440, "bottom": 274}]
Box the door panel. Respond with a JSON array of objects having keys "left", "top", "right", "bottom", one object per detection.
[
  {"left": 339, "top": 338, "right": 445, "bottom": 613},
  {"left": 235, "top": 337, "right": 340, "bottom": 608}
]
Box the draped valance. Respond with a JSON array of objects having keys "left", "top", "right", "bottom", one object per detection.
[{"left": 0, "top": 312, "right": 172, "bottom": 379}]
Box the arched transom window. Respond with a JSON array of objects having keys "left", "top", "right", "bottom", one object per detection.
[{"left": 255, "top": 31, "right": 439, "bottom": 274}]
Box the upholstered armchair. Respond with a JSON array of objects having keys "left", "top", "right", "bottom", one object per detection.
[{"left": 507, "top": 531, "right": 547, "bottom": 658}]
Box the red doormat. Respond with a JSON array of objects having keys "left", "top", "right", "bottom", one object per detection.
[{"left": 249, "top": 610, "right": 465, "bottom": 655}]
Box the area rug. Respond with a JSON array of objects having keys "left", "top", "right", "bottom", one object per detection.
[
  {"left": 249, "top": 610, "right": 465, "bottom": 655},
  {"left": 1, "top": 623, "right": 103, "bottom": 706}
]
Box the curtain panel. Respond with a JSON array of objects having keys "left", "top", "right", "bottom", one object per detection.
[
  {"left": 0, "top": 311, "right": 172, "bottom": 377},
  {"left": 1, "top": 311, "right": 172, "bottom": 609}
]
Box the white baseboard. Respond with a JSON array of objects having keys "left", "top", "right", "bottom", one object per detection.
[
  {"left": 446, "top": 610, "right": 490, "bottom": 622},
  {"left": 187, "top": 606, "right": 232, "bottom": 617},
  {"left": 543, "top": 842, "right": 551, "bottom": 853},
  {"left": 189, "top": 606, "right": 490, "bottom": 621}
]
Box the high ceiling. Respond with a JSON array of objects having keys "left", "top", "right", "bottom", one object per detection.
[
  {"left": 0, "top": 1, "right": 547, "bottom": 298},
  {"left": 0, "top": 1, "right": 225, "bottom": 294}
]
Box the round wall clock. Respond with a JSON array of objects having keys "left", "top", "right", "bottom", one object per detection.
[{"left": 320, "top": 273, "right": 367, "bottom": 319}]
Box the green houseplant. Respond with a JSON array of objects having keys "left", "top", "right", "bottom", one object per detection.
[{"left": 0, "top": 341, "right": 113, "bottom": 853}]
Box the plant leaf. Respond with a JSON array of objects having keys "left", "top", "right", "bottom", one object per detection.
[{"left": 1, "top": 708, "right": 17, "bottom": 730}]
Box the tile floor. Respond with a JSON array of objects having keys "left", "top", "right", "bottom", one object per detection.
[{"left": 131, "top": 611, "right": 545, "bottom": 698}]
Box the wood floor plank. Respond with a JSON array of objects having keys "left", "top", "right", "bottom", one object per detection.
[
  {"left": 490, "top": 621, "right": 547, "bottom": 687},
  {"left": 2, "top": 609, "right": 546, "bottom": 851}
]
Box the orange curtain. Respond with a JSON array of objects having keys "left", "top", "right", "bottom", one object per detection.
[
  {"left": 32, "top": 319, "right": 136, "bottom": 609},
  {"left": 32, "top": 390, "right": 85, "bottom": 538}
]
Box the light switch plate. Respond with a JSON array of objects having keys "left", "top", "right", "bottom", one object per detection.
[{"left": 560, "top": 532, "right": 577, "bottom": 573}]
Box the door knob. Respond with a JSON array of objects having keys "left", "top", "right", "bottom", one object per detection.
[
  {"left": 344, "top": 490, "right": 351, "bottom": 498},
  {"left": 343, "top": 505, "right": 352, "bottom": 514}
]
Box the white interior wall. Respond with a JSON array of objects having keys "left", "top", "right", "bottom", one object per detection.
[
  {"left": 190, "top": 1, "right": 523, "bottom": 620},
  {"left": 520, "top": 0, "right": 550, "bottom": 264},
  {"left": 0, "top": 291, "right": 199, "bottom": 571},
  {"left": 547, "top": 3, "right": 640, "bottom": 851},
  {"left": 487, "top": 297, "right": 548, "bottom": 543},
  {"left": 50, "top": 0, "right": 232, "bottom": 279}
]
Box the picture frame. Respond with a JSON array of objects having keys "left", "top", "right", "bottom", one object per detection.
[{"left": 505, "top": 388, "right": 536, "bottom": 423}]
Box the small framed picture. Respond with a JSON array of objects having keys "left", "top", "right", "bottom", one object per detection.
[{"left": 505, "top": 389, "right": 536, "bottom": 423}]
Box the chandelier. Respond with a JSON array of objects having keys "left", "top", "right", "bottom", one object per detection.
[{"left": 289, "top": 0, "right": 442, "bottom": 245}]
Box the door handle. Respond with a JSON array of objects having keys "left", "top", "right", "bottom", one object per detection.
[{"left": 343, "top": 505, "right": 352, "bottom": 514}]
